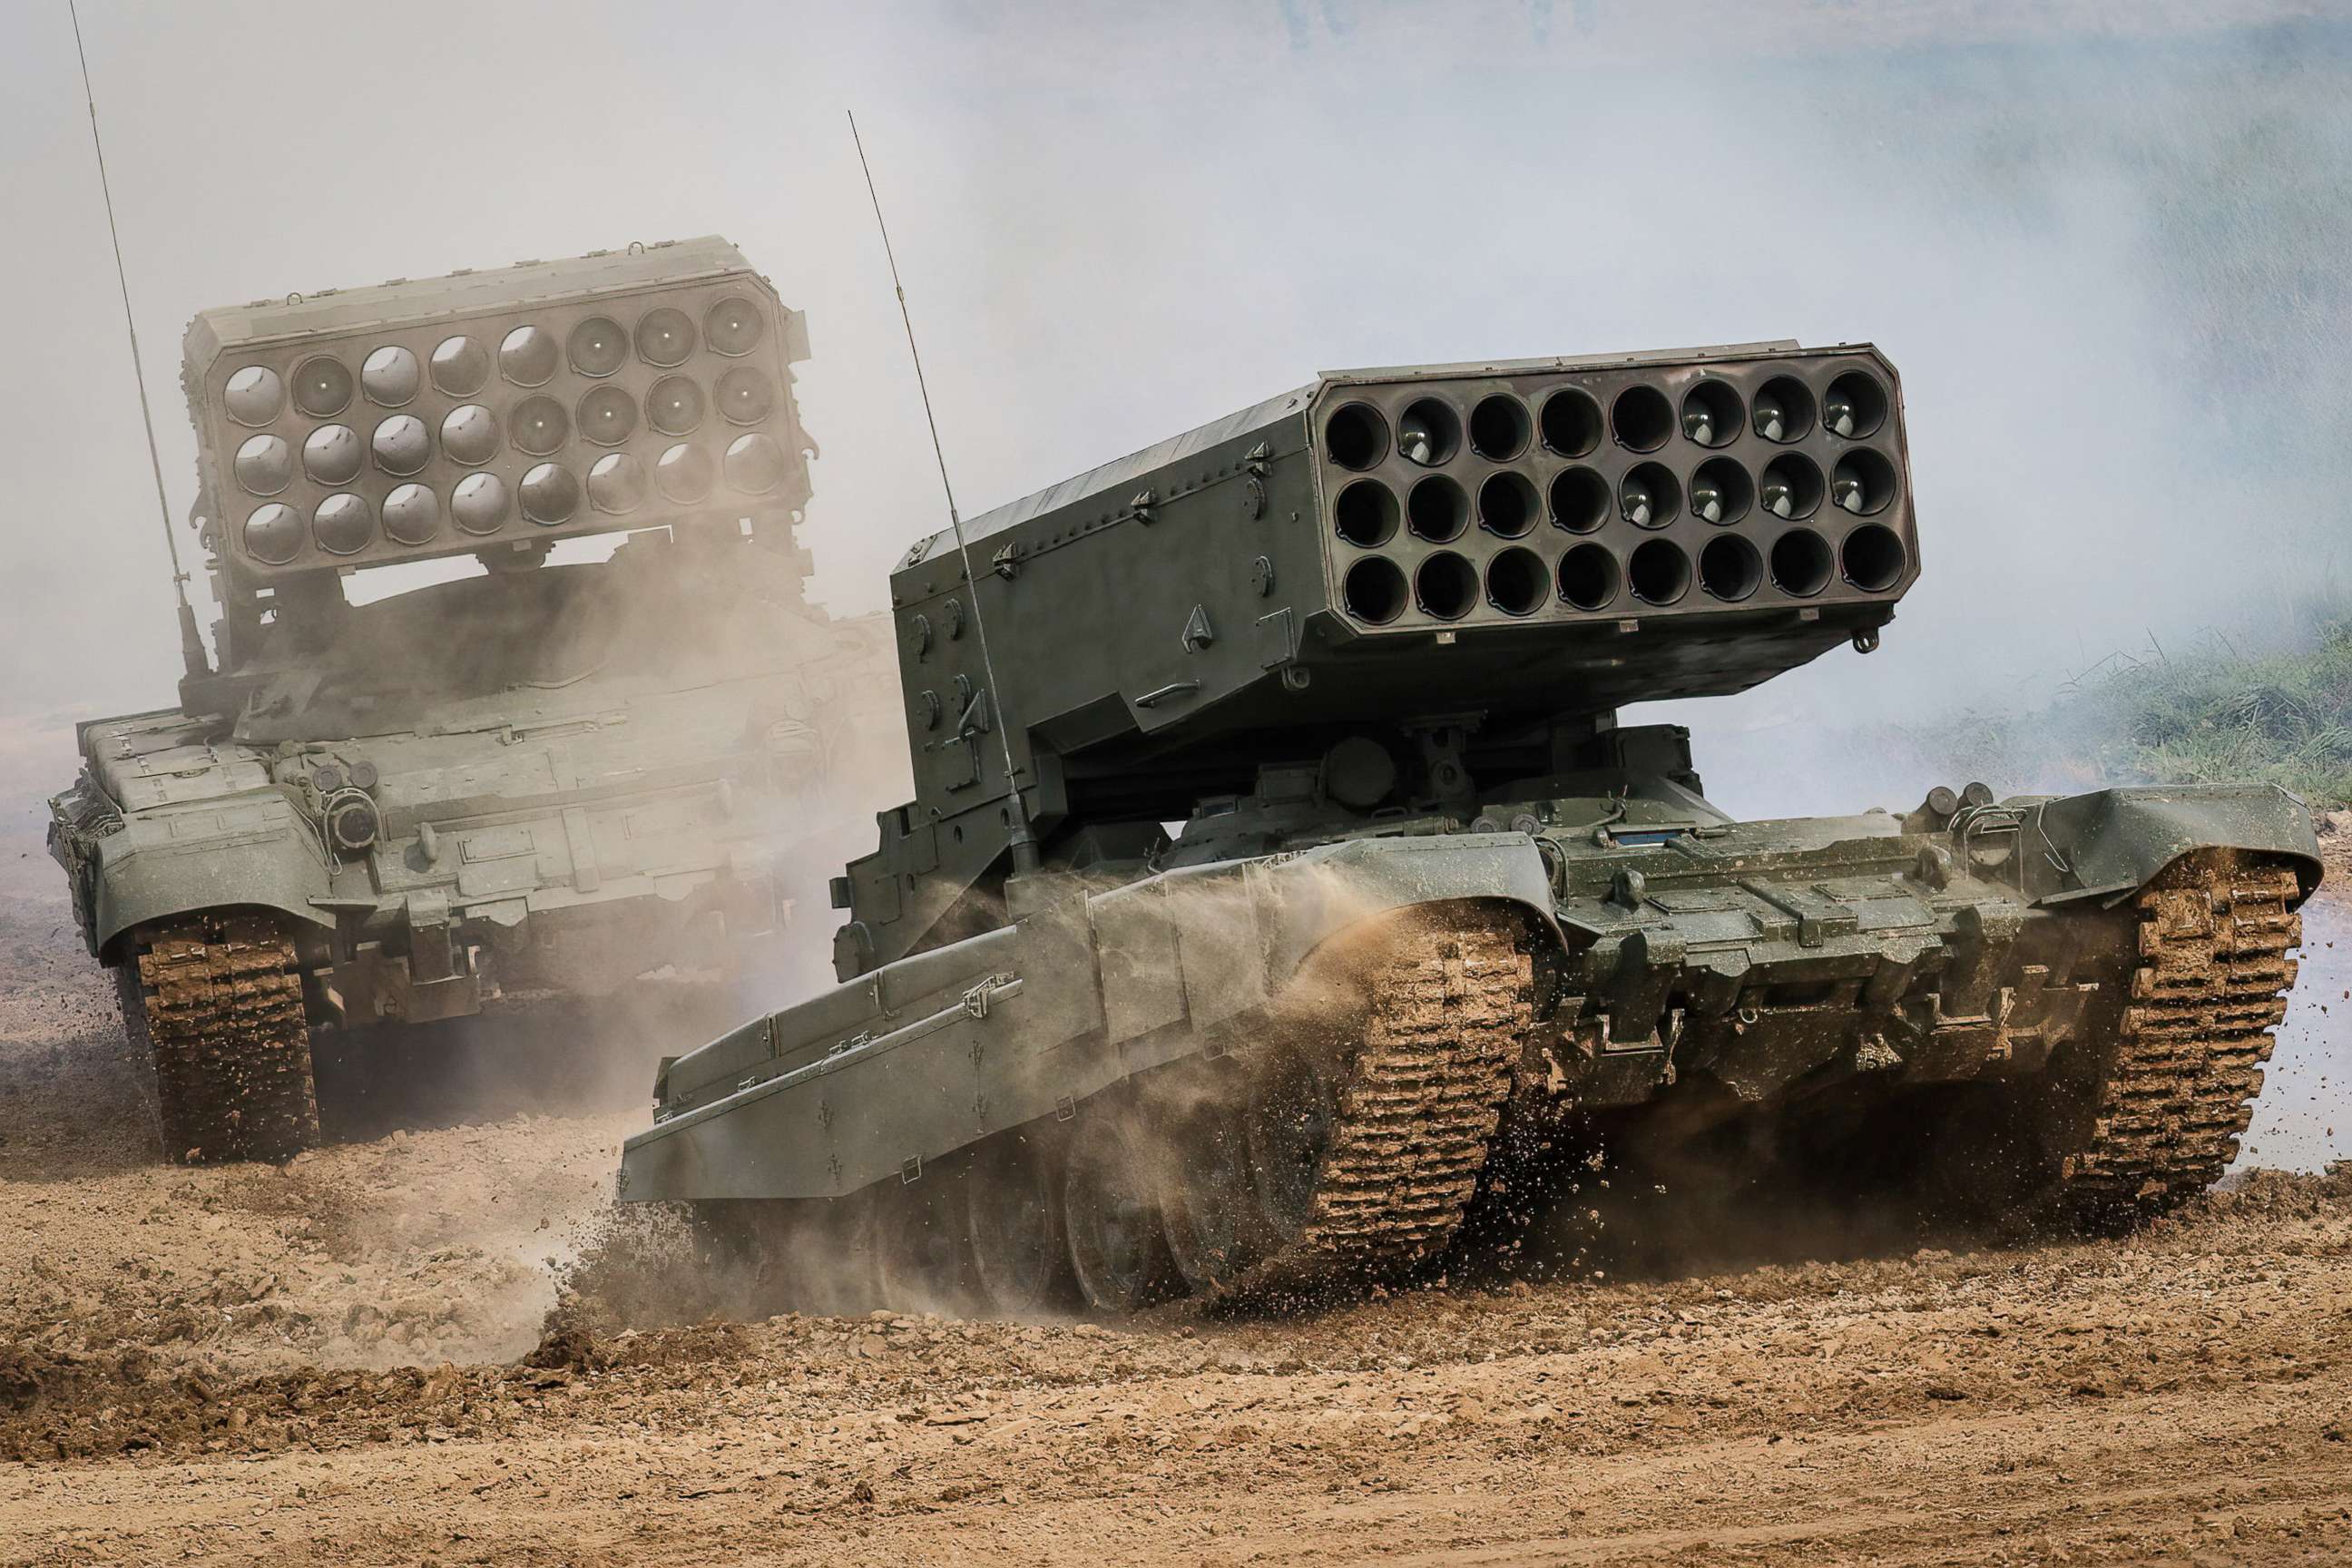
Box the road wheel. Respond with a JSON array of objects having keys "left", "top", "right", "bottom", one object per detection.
[
  {"left": 1062, "top": 1108, "right": 1178, "bottom": 1313},
  {"left": 963, "top": 1132, "right": 1073, "bottom": 1318},
  {"left": 1161, "top": 1082, "right": 1269, "bottom": 1294},
  {"left": 1241, "top": 1044, "right": 1340, "bottom": 1247},
  {"left": 867, "top": 1175, "right": 977, "bottom": 1314}
]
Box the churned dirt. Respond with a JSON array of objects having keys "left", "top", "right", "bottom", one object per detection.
[{"left": 0, "top": 812, "right": 2348, "bottom": 1563}]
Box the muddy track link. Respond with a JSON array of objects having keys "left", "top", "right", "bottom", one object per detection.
[
  {"left": 122, "top": 915, "right": 318, "bottom": 1163},
  {"left": 2055, "top": 857, "right": 2302, "bottom": 1210},
  {"left": 1237, "top": 916, "right": 1532, "bottom": 1302}
]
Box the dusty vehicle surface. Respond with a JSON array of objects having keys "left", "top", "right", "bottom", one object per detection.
[
  {"left": 619, "top": 342, "right": 2322, "bottom": 1312},
  {"left": 49, "top": 239, "right": 898, "bottom": 1162}
]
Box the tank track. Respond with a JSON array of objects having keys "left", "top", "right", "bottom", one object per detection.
[
  {"left": 121, "top": 915, "right": 319, "bottom": 1164},
  {"left": 1237, "top": 915, "right": 1531, "bottom": 1300},
  {"left": 2053, "top": 857, "right": 2301, "bottom": 1210}
]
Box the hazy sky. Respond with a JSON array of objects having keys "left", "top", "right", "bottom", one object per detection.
[{"left": 5, "top": 0, "right": 2347, "bottom": 813}]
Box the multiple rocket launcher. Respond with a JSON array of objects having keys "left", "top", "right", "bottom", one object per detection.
[
  {"left": 181, "top": 238, "right": 811, "bottom": 591},
  {"left": 619, "top": 319, "right": 2320, "bottom": 1300}
]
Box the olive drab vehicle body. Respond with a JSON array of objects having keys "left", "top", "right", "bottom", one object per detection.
[
  {"left": 49, "top": 240, "right": 901, "bottom": 1163},
  {"left": 621, "top": 343, "right": 2322, "bottom": 1314}
]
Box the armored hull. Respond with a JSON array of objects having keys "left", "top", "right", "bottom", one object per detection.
[
  {"left": 624, "top": 768, "right": 2318, "bottom": 1311},
  {"left": 52, "top": 555, "right": 898, "bottom": 1161},
  {"left": 618, "top": 343, "right": 2323, "bottom": 1312}
]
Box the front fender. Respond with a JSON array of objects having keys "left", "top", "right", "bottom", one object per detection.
[
  {"left": 1077, "top": 830, "right": 1560, "bottom": 1057},
  {"left": 2021, "top": 784, "right": 2322, "bottom": 906},
  {"left": 87, "top": 795, "right": 336, "bottom": 959},
  {"left": 1246, "top": 830, "right": 1562, "bottom": 983},
  {"left": 622, "top": 832, "right": 1561, "bottom": 1202}
]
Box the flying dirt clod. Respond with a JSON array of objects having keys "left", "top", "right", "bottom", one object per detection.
[
  {"left": 46, "top": 239, "right": 903, "bottom": 1162},
  {"left": 616, "top": 342, "right": 2325, "bottom": 1317}
]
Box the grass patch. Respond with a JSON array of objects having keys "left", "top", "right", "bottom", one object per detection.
[{"left": 1874, "top": 600, "right": 2352, "bottom": 808}]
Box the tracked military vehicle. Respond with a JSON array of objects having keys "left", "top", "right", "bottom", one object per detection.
[
  {"left": 49, "top": 239, "right": 899, "bottom": 1163},
  {"left": 619, "top": 342, "right": 2321, "bottom": 1313}
]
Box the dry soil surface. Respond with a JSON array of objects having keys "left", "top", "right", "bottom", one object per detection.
[{"left": 0, "top": 867, "right": 2348, "bottom": 1564}]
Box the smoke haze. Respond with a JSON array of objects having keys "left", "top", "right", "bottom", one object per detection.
[{"left": 3, "top": 2, "right": 2347, "bottom": 812}]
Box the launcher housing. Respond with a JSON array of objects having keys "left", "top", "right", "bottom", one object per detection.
[{"left": 179, "top": 237, "right": 812, "bottom": 714}]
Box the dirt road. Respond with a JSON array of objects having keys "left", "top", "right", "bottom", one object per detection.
[
  {"left": 0, "top": 843, "right": 2347, "bottom": 1563},
  {"left": 6, "top": 1166, "right": 2352, "bottom": 1565}
]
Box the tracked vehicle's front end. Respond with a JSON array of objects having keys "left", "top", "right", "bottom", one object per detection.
[{"left": 50, "top": 239, "right": 901, "bottom": 1164}]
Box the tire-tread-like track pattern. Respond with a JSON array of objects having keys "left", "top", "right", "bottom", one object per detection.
[
  {"left": 2056, "top": 858, "right": 2301, "bottom": 1209},
  {"left": 1241, "top": 916, "right": 1531, "bottom": 1299},
  {"left": 124, "top": 916, "right": 318, "bottom": 1163}
]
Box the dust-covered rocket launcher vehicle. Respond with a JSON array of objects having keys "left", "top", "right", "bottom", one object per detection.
[
  {"left": 620, "top": 341, "right": 2322, "bottom": 1312},
  {"left": 50, "top": 239, "right": 900, "bottom": 1164}
]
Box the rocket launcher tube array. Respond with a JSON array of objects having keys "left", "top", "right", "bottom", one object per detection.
[
  {"left": 881, "top": 343, "right": 1916, "bottom": 814},
  {"left": 181, "top": 238, "right": 812, "bottom": 583}
]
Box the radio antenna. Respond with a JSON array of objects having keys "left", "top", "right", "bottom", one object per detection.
[
  {"left": 848, "top": 110, "right": 1036, "bottom": 872},
  {"left": 69, "top": 0, "right": 209, "bottom": 681}
]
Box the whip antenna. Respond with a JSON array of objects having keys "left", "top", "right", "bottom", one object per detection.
[
  {"left": 70, "top": 0, "right": 209, "bottom": 680},
  {"left": 848, "top": 111, "right": 1036, "bottom": 871}
]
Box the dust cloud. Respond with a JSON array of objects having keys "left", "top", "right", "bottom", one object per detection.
[{"left": 225, "top": 521, "right": 899, "bottom": 1083}]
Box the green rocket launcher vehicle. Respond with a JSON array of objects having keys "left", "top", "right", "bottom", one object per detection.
[
  {"left": 620, "top": 341, "right": 2322, "bottom": 1312},
  {"left": 50, "top": 240, "right": 898, "bottom": 1163}
]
